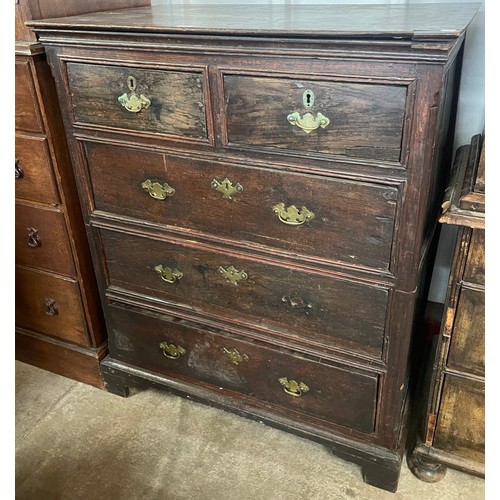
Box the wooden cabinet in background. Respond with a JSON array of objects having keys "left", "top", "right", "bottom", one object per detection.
[
  {"left": 408, "top": 134, "right": 485, "bottom": 480},
  {"left": 15, "top": 0, "right": 149, "bottom": 387}
]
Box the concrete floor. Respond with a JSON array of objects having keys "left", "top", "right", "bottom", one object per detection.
[{"left": 15, "top": 361, "right": 485, "bottom": 499}]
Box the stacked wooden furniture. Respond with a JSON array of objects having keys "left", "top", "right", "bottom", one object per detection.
[
  {"left": 15, "top": 0, "right": 149, "bottom": 387},
  {"left": 408, "top": 134, "right": 485, "bottom": 480},
  {"left": 30, "top": 3, "right": 478, "bottom": 491}
]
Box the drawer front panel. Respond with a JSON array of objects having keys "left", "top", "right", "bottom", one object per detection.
[
  {"left": 66, "top": 62, "right": 208, "bottom": 139},
  {"left": 463, "top": 229, "right": 485, "bottom": 286},
  {"left": 108, "top": 303, "right": 378, "bottom": 433},
  {"left": 15, "top": 266, "right": 89, "bottom": 346},
  {"left": 87, "top": 142, "right": 398, "bottom": 271},
  {"left": 223, "top": 74, "right": 407, "bottom": 163},
  {"left": 101, "top": 229, "right": 389, "bottom": 358},
  {"left": 447, "top": 287, "right": 485, "bottom": 377},
  {"left": 15, "top": 204, "right": 75, "bottom": 276},
  {"left": 15, "top": 135, "right": 60, "bottom": 205},
  {"left": 15, "top": 60, "right": 43, "bottom": 133},
  {"left": 433, "top": 375, "right": 484, "bottom": 463}
]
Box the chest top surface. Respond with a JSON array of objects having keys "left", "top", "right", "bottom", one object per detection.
[{"left": 28, "top": 3, "right": 479, "bottom": 40}]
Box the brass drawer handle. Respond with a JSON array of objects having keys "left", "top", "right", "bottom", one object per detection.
[
  {"left": 118, "top": 75, "right": 151, "bottom": 113},
  {"left": 141, "top": 179, "right": 176, "bottom": 200},
  {"left": 44, "top": 298, "right": 58, "bottom": 316},
  {"left": 278, "top": 377, "right": 310, "bottom": 397},
  {"left": 272, "top": 203, "right": 315, "bottom": 225},
  {"left": 218, "top": 265, "right": 248, "bottom": 286},
  {"left": 27, "top": 227, "right": 41, "bottom": 248},
  {"left": 159, "top": 341, "right": 186, "bottom": 359},
  {"left": 154, "top": 264, "right": 183, "bottom": 284},
  {"left": 282, "top": 295, "right": 314, "bottom": 313},
  {"left": 15, "top": 160, "right": 23, "bottom": 179},
  {"left": 211, "top": 177, "right": 243, "bottom": 200},
  {"left": 221, "top": 347, "right": 249, "bottom": 365},
  {"left": 287, "top": 112, "right": 330, "bottom": 134}
]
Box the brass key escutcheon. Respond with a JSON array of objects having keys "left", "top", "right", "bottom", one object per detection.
[
  {"left": 211, "top": 178, "right": 243, "bottom": 200},
  {"left": 278, "top": 377, "right": 310, "bottom": 397},
  {"left": 142, "top": 179, "right": 176, "bottom": 200},
  {"left": 221, "top": 347, "right": 249, "bottom": 365},
  {"left": 154, "top": 264, "right": 183, "bottom": 284},
  {"left": 118, "top": 75, "right": 151, "bottom": 113},
  {"left": 159, "top": 342, "right": 186, "bottom": 359},
  {"left": 218, "top": 266, "right": 248, "bottom": 286},
  {"left": 273, "top": 203, "right": 315, "bottom": 225}
]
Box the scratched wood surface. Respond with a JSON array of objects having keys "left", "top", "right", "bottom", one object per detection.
[
  {"left": 100, "top": 228, "right": 389, "bottom": 359},
  {"left": 28, "top": 3, "right": 480, "bottom": 38},
  {"left": 224, "top": 75, "right": 406, "bottom": 162},
  {"left": 107, "top": 302, "right": 379, "bottom": 433},
  {"left": 67, "top": 62, "right": 207, "bottom": 139},
  {"left": 86, "top": 142, "right": 398, "bottom": 271}
]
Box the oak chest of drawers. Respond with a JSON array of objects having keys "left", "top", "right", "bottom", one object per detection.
[{"left": 30, "top": 3, "right": 479, "bottom": 491}]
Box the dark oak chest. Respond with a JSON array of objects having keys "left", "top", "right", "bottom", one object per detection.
[{"left": 30, "top": 3, "right": 479, "bottom": 491}]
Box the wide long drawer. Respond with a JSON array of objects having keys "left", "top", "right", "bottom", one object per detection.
[
  {"left": 100, "top": 228, "right": 389, "bottom": 358},
  {"left": 15, "top": 266, "right": 89, "bottom": 346},
  {"left": 86, "top": 141, "right": 398, "bottom": 272},
  {"left": 15, "top": 203, "right": 75, "bottom": 276},
  {"left": 65, "top": 62, "right": 208, "bottom": 140},
  {"left": 107, "top": 301, "right": 379, "bottom": 433}
]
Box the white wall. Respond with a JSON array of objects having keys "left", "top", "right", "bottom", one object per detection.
[{"left": 152, "top": 0, "right": 486, "bottom": 303}]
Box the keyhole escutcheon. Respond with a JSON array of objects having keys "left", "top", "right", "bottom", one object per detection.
[{"left": 303, "top": 89, "right": 315, "bottom": 108}]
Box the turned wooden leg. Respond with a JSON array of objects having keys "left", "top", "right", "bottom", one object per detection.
[
  {"left": 406, "top": 449, "right": 447, "bottom": 482},
  {"left": 361, "top": 461, "right": 401, "bottom": 493}
]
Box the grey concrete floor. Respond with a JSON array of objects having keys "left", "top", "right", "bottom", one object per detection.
[{"left": 15, "top": 361, "right": 485, "bottom": 499}]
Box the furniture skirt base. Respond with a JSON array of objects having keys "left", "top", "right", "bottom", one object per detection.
[
  {"left": 15, "top": 328, "right": 107, "bottom": 389},
  {"left": 101, "top": 355, "right": 403, "bottom": 492}
]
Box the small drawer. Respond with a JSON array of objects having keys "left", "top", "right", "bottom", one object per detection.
[
  {"left": 222, "top": 74, "right": 407, "bottom": 163},
  {"left": 433, "top": 375, "right": 484, "bottom": 463},
  {"left": 86, "top": 142, "right": 398, "bottom": 272},
  {"left": 15, "top": 134, "right": 60, "bottom": 205},
  {"left": 15, "top": 204, "right": 75, "bottom": 276},
  {"left": 107, "top": 302, "right": 379, "bottom": 433},
  {"left": 66, "top": 62, "right": 208, "bottom": 140},
  {"left": 15, "top": 59, "right": 44, "bottom": 133},
  {"left": 15, "top": 266, "right": 89, "bottom": 346},
  {"left": 100, "top": 228, "right": 389, "bottom": 358},
  {"left": 447, "top": 286, "right": 484, "bottom": 377},
  {"left": 463, "top": 229, "right": 485, "bottom": 286}
]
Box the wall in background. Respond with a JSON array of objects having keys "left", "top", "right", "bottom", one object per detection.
[{"left": 151, "top": 0, "right": 486, "bottom": 303}]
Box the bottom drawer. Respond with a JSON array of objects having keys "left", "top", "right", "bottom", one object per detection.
[
  {"left": 15, "top": 266, "right": 90, "bottom": 346},
  {"left": 433, "top": 375, "right": 485, "bottom": 463},
  {"left": 107, "top": 301, "right": 379, "bottom": 434}
]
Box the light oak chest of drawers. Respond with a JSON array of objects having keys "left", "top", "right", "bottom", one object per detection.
[{"left": 30, "top": 3, "right": 479, "bottom": 491}]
